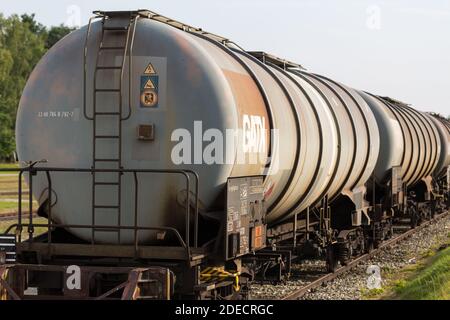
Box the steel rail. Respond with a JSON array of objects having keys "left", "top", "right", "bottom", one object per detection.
[
  {"left": 0, "top": 211, "right": 37, "bottom": 222},
  {"left": 281, "top": 211, "right": 449, "bottom": 300}
]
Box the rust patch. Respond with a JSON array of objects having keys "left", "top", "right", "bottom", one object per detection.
[
  {"left": 223, "top": 69, "right": 270, "bottom": 174},
  {"left": 172, "top": 33, "right": 202, "bottom": 86},
  {"left": 223, "top": 69, "right": 270, "bottom": 139}
]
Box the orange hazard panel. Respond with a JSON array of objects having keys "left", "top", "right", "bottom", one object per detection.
[
  {"left": 255, "top": 225, "right": 262, "bottom": 237},
  {"left": 254, "top": 236, "right": 263, "bottom": 249}
]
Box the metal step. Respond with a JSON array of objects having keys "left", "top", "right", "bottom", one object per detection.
[
  {"left": 103, "top": 27, "right": 129, "bottom": 31},
  {"left": 138, "top": 279, "right": 158, "bottom": 283},
  {"left": 96, "top": 66, "right": 122, "bottom": 70},
  {"left": 100, "top": 46, "right": 126, "bottom": 50},
  {"left": 135, "top": 295, "right": 159, "bottom": 300},
  {"left": 93, "top": 227, "right": 120, "bottom": 232},
  {"left": 93, "top": 205, "right": 119, "bottom": 209},
  {"left": 95, "top": 158, "right": 120, "bottom": 162},
  {"left": 94, "top": 112, "right": 121, "bottom": 116},
  {"left": 94, "top": 182, "right": 120, "bottom": 186},
  {"left": 95, "top": 135, "right": 120, "bottom": 139},
  {"left": 95, "top": 88, "right": 120, "bottom": 92}
]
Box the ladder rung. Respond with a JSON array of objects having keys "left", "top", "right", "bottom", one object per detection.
[
  {"left": 94, "top": 182, "right": 120, "bottom": 186},
  {"left": 95, "top": 88, "right": 120, "bottom": 92},
  {"left": 138, "top": 279, "right": 158, "bottom": 283},
  {"left": 103, "top": 27, "right": 128, "bottom": 31},
  {"left": 96, "top": 66, "right": 122, "bottom": 70},
  {"left": 93, "top": 228, "right": 120, "bottom": 232},
  {"left": 100, "top": 46, "right": 126, "bottom": 50},
  {"left": 94, "top": 205, "right": 119, "bottom": 209},
  {"left": 136, "top": 296, "right": 159, "bottom": 300},
  {"left": 94, "top": 112, "right": 121, "bottom": 115},
  {"left": 95, "top": 135, "right": 120, "bottom": 139},
  {"left": 95, "top": 158, "right": 120, "bottom": 162}
]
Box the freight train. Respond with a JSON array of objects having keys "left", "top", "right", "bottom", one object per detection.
[{"left": 1, "top": 9, "right": 449, "bottom": 300}]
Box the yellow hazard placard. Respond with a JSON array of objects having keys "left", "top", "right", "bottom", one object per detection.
[
  {"left": 144, "top": 63, "right": 157, "bottom": 75},
  {"left": 144, "top": 78, "right": 156, "bottom": 89},
  {"left": 141, "top": 75, "right": 159, "bottom": 108}
]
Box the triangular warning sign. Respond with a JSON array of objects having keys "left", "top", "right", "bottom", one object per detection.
[
  {"left": 144, "top": 63, "right": 156, "bottom": 75},
  {"left": 144, "top": 78, "right": 156, "bottom": 89}
]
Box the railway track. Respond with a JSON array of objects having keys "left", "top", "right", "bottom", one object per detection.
[
  {"left": 0, "top": 211, "right": 37, "bottom": 221},
  {"left": 0, "top": 191, "right": 29, "bottom": 196},
  {"left": 276, "top": 211, "right": 449, "bottom": 300}
]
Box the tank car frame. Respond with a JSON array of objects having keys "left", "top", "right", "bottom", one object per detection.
[{"left": 1, "top": 159, "right": 448, "bottom": 299}]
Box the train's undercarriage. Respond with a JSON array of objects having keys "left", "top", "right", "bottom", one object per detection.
[
  {"left": 0, "top": 166, "right": 449, "bottom": 300},
  {"left": 252, "top": 166, "right": 450, "bottom": 280}
]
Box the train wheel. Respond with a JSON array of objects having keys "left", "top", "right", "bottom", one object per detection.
[
  {"left": 326, "top": 246, "right": 338, "bottom": 273},
  {"left": 429, "top": 202, "right": 436, "bottom": 219},
  {"left": 373, "top": 239, "right": 381, "bottom": 249},
  {"left": 386, "top": 220, "right": 394, "bottom": 239},
  {"left": 409, "top": 206, "right": 418, "bottom": 229},
  {"left": 366, "top": 240, "right": 374, "bottom": 253}
]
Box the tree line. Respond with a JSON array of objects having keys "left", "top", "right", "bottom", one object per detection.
[{"left": 0, "top": 13, "right": 73, "bottom": 161}]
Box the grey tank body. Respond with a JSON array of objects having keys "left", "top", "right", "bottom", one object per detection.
[
  {"left": 358, "top": 92, "right": 445, "bottom": 186},
  {"left": 28, "top": 14, "right": 450, "bottom": 245}
]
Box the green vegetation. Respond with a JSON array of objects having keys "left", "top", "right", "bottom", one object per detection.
[
  {"left": 0, "top": 217, "right": 48, "bottom": 237},
  {"left": 361, "top": 287, "right": 385, "bottom": 298},
  {"left": 0, "top": 201, "right": 22, "bottom": 211},
  {"left": 362, "top": 233, "right": 450, "bottom": 300},
  {"left": 390, "top": 245, "right": 450, "bottom": 300},
  {"left": 0, "top": 170, "right": 37, "bottom": 213},
  {"left": 0, "top": 201, "right": 36, "bottom": 214},
  {"left": 0, "top": 162, "right": 19, "bottom": 174},
  {"left": 0, "top": 173, "right": 24, "bottom": 191},
  {"left": 0, "top": 180, "right": 20, "bottom": 191},
  {"left": 0, "top": 13, "right": 74, "bottom": 160},
  {"left": 0, "top": 163, "right": 18, "bottom": 169}
]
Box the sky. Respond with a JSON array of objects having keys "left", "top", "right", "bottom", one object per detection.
[{"left": 2, "top": 0, "right": 450, "bottom": 115}]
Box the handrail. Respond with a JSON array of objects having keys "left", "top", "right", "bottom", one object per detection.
[
  {"left": 6, "top": 223, "right": 187, "bottom": 249},
  {"left": 82, "top": 16, "right": 98, "bottom": 120},
  {"left": 83, "top": 12, "right": 140, "bottom": 121},
  {"left": 123, "top": 15, "right": 139, "bottom": 121},
  {"left": 0, "top": 166, "right": 200, "bottom": 262}
]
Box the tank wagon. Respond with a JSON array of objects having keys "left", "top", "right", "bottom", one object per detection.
[{"left": 1, "top": 10, "right": 449, "bottom": 300}]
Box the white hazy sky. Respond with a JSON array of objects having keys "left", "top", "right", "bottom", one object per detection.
[{"left": 2, "top": 0, "right": 450, "bottom": 115}]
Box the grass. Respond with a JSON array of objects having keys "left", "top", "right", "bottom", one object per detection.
[
  {"left": 0, "top": 181, "right": 19, "bottom": 191},
  {"left": 0, "top": 217, "right": 48, "bottom": 238},
  {"left": 361, "top": 232, "right": 450, "bottom": 300},
  {"left": 371, "top": 232, "right": 450, "bottom": 300},
  {"left": 361, "top": 288, "right": 385, "bottom": 298},
  {"left": 0, "top": 164, "right": 46, "bottom": 237},
  {"left": 389, "top": 245, "right": 450, "bottom": 300},
  {"left": 0, "top": 163, "right": 19, "bottom": 174},
  {"left": 0, "top": 174, "right": 24, "bottom": 191},
  {"left": 0, "top": 163, "right": 19, "bottom": 169},
  {"left": 0, "top": 167, "right": 38, "bottom": 213},
  {"left": 0, "top": 201, "right": 36, "bottom": 214}
]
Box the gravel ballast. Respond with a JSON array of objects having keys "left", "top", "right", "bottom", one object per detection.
[{"left": 250, "top": 214, "right": 450, "bottom": 300}]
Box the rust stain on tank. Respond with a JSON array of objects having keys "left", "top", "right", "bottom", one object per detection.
[
  {"left": 222, "top": 70, "right": 269, "bottom": 132},
  {"left": 172, "top": 33, "right": 202, "bottom": 86},
  {"left": 223, "top": 69, "right": 270, "bottom": 173}
]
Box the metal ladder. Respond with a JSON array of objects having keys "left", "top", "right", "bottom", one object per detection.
[{"left": 84, "top": 12, "right": 139, "bottom": 243}]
